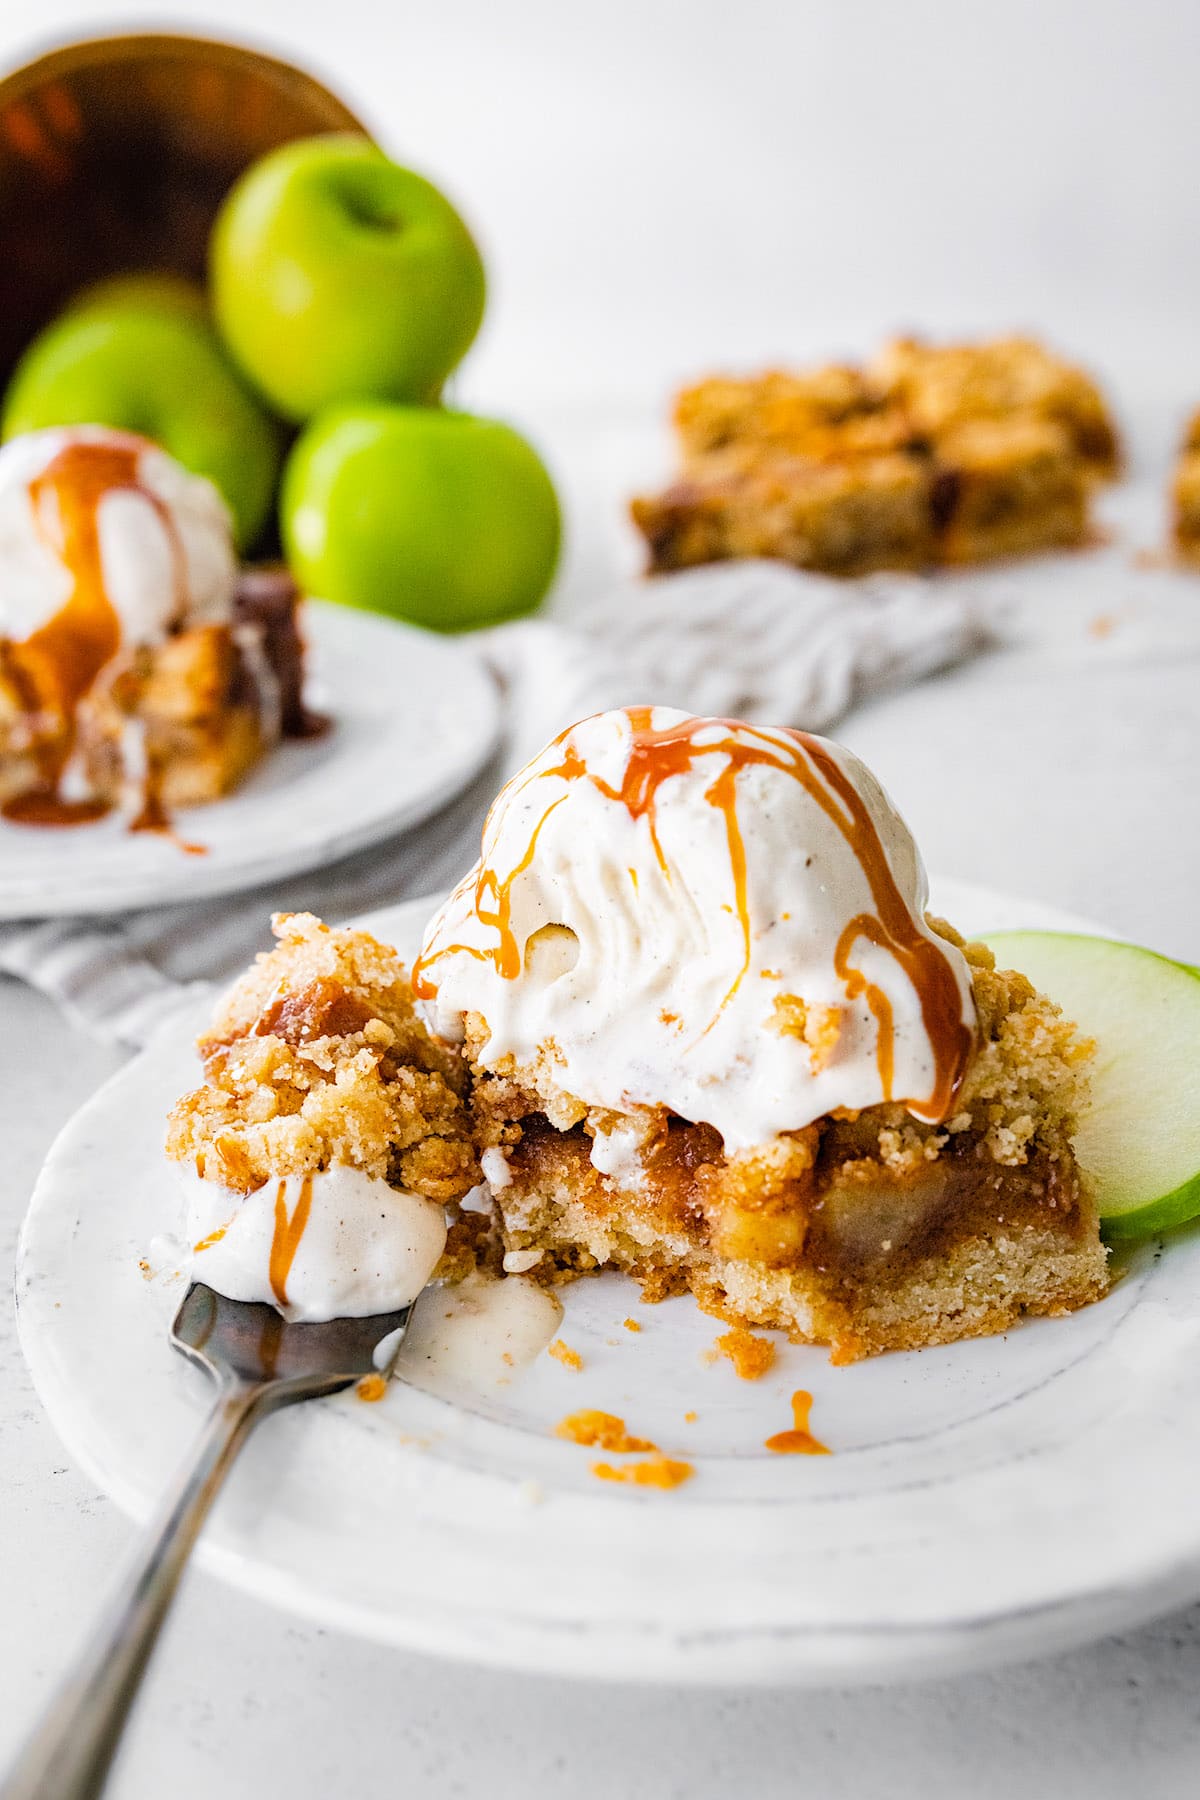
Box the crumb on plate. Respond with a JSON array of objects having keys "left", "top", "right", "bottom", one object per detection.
[
  {"left": 555, "top": 1410, "right": 656, "bottom": 1453},
  {"left": 709, "top": 1325, "right": 776, "bottom": 1380},
  {"left": 591, "top": 1456, "right": 694, "bottom": 1489}
]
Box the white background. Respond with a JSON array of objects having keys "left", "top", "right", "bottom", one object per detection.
[
  {"left": 3, "top": 3, "right": 1200, "bottom": 1797},
  {"left": 3, "top": 0, "right": 1200, "bottom": 428}
]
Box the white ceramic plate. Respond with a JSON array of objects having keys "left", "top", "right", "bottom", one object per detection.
[
  {"left": 17, "top": 879, "right": 1200, "bottom": 1685},
  {"left": 0, "top": 601, "right": 500, "bottom": 918}
]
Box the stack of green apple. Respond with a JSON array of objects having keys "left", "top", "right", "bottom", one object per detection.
[{"left": 1, "top": 136, "right": 561, "bottom": 632}]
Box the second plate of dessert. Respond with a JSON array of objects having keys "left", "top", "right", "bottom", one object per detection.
[{"left": 0, "top": 597, "right": 499, "bottom": 917}]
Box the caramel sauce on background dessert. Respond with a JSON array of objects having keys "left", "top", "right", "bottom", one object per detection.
[
  {"left": 2, "top": 446, "right": 319, "bottom": 841},
  {"left": 1, "top": 438, "right": 181, "bottom": 828}
]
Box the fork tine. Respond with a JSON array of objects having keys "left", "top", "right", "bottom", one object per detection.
[{"left": 171, "top": 1284, "right": 418, "bottom": 1390}]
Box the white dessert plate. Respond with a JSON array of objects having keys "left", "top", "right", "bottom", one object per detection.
[
  {"left": 16, "top": 878, "right": 1200, "bottom": 1686},
  {"left": 0, "top": 600, "right": 500, "bottom": 918}
]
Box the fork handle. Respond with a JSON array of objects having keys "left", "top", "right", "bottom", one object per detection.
[{"left": 1, "top": 1377, "right": 265, "bottom": 1800}]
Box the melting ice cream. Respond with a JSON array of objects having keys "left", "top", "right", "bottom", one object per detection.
[{"left": 414, "top": 706, "right": 976, "bottom": 1153}]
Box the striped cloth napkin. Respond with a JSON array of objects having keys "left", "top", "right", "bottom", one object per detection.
[{"left": 0, "top": 560, "right": 989, "bottom": 1049}]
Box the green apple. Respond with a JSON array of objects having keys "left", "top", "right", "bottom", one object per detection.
[
  {"left": 982, "top": 931, "right": 1200, "bottom": 1240},
  {"left": 281, "top": 403, "right": 560, "bottom": 630},
  {"left": 211, "top": 136, "right": 486, "bottom": 422},
  {"left": 2, "top": 302, "right": 282, "bottom": 550},
  {"left": 61, "top": 271, "right": 209, "bottom": 324}
]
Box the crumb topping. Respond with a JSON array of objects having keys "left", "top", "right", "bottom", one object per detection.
[
  {"left": 165, "top": 913, "right": 478, "bottom": 1200},
  {"left": 547, "top": 1338, "right": 583, "bottom": 1371},
  {"left": 771, "top": 993, "right": 842, "bottom": 1072}
]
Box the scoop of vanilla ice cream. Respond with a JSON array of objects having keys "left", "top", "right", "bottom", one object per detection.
[
  {"left": 0, "top": 426, "right": 237, "bottom": 646},
  {"left": 415, "top": 706, "right": 976, "bottom": 1154}
]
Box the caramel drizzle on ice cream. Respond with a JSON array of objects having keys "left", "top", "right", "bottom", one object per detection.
[
  {"left": 1, "top": 437, "right": 185, "bottom": 828},
  {"left": 268, "top": 1173, "right": 315, "bottom": 1309},
  {"left": 413, "top": 709, "right": 973, "bottom": 1122}
]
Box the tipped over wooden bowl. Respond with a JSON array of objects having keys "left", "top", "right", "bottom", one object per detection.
[{"left": 0, "top": 33, "right": 368, "bottom": 383}]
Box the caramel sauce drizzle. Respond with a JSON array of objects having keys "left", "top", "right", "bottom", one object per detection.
[
  {"left": 412, "top": 709, "right": 973, "bottom": 1120},
  {"left": 1, "top": 438, "right": 186, "bottom": 830},
  {"left": 765, "top": 1389, "right": 830, "bottom": 1456},
  {"left": 129, "top": 783, "right": 206, "bottom": 856},
  {"left": 471, "top": 793, "right": 569, "bottom": 980},
  {"left": 268, "top": 1173, "right": 314, "bottom": 1309}
]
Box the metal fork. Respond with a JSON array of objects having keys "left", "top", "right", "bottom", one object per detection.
[{"left": 1, "top": 1283, "right": 418, "bottom": 1800}]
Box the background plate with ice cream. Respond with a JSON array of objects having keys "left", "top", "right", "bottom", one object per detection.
[
  {"left": 17, "top": 880, "right": 1200, "bottom": 1687},
  {"left": 0, "top": 601, "right": 499, "bottom": 917}
]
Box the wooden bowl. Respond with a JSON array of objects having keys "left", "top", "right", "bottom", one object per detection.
[{"left": 0, "top": 33, "right": 368, "bottom": 383}]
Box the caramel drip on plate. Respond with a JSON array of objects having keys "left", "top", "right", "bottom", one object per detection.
[
  {"left": 1, "top": 438, "right": 186, "bottom": 829},
  {"left": 765, "top": 1389, "right": 830, "bottom": 1456},
  {"left": 129, "top": 781, "right": 207, "bottom": 856},
  {"left": 413, "top": 709, "right": 973, "bottom": 1119},
  {"left": 0, "top": 788, "right": 110, "bottom": 827},
  {"left": 268, "top": 1173, "right": 314, "bottom": 1309}
]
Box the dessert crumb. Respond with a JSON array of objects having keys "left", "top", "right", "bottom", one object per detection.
[
  {"left": 710, "top": 1325, "right": 776, "bottom": 1380},
  {"left": 684, "top": 1410, "right": 698, "bottom": 1423},
  {"left": 771, "top": 993, "right": 841, "bottom": 1072},
  {"left": 1089, "top": 612, "right": 1115, "bottom": 639},
  {"left": 356, "top": 1373, "right": 388, "bottom": 1403},
  {"left": 556, "top": 1410, "right": 656, "bottom": 1453},
  {"left": 623, "top": 1317, "right": 642, "bottom": 1333},
  {"left": 548, "top": 1338, "right": 583, "bottom": 1371},
  {"left": 592, "top": 1456, "right": 693, "bottom": 1490},
  {"left": 137, "top": 1259, "right": 153, "bottom": 1281}
]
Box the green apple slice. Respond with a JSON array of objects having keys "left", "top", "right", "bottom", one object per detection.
[{"left": 981, "top": 931, "right": 1200, "bottom": 1241}]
